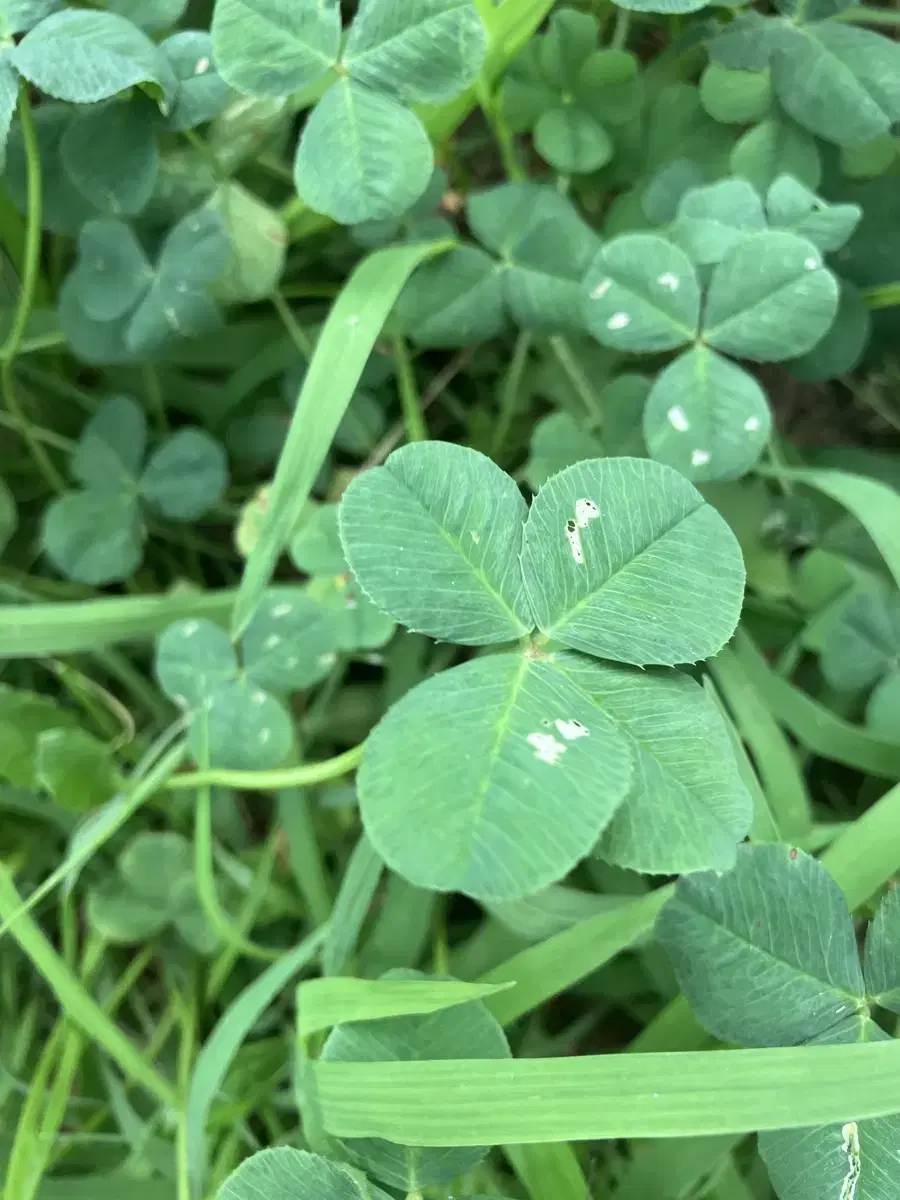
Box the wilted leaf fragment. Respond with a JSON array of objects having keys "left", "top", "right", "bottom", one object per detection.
[
  {"left": 521, "top": 457, "right": 745, "bottom": 666},
  {"left": 339, "top": 441, "right": 534, "bottom": 645},
  {"left": 212, "top": 0, "right": 340, "bottom": 97},
  {"left": 359, "top": 653, "right": 633, "bottom": 901}
]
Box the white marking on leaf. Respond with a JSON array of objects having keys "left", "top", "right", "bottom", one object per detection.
[
  {"left": 840, "top": 1122, "right": 861, "bottom": 1200},
  {"left": 575, "top": 498, "right": 600, "bottom": 528},
  {"left": 173, "top": 693, "right": 189, "bottom": 709},
  {"left": 555, "top": 718, "right": 589, "bottom": 741},
  {"left": 804, "top": 255, "right": 820, "bottom": 271},
  {"left": 251, "top": 689, "right": 267, "bottom": 705},
  {"left": 317, "top": 652, "right": 337, "bottom": 669},
  {"left": 565, "top": 519, "right": 584, "bottom": 565},
  {"left": 657, "top": 272, "right": 680, "bottom": 291},
  {"left": 591, "top": 279, "right": 612, "bottom": 299},
  {"left": 667, "top": 405, "right": 690, "bottom": 432},
  {"left": 347, "top": 315, "right": 359, "bottom": 327},
  {"left": 607, "top": 312, "right": 631, "bottom": 331},
  {"left": 527, "top": 731, "right": 567, "bottom": 765},
  {"left": 264, "top": 634, "right": 281, "bottom": 650},
  {"left": 182, "top": 621, "right": 199, "bottom": 637},
  {"left": 691, "top": 448, "right": 711, "bottom": 467},
  {"left": 260, "top": 728, "right": 272, "bottom": 745},
  {"left": 470, "top": 531, "right": 481, "bottom": 544},
  {"left": 744, "top": 416, "right": 761, "bottom": 432},
  {"left": 272, "top": 603, "right": 293, "bottom": 617},
  {"left": 194, "top": 56, "right": 210, "bottom": 74}
]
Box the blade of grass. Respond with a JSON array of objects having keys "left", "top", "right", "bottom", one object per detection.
[
  {"left": 505, "top": 1142, "right": 590, "bottom": 1200},
  {"left": 278, "top": 789, "right": 333, "bottom": 928},
  {"left": 323, "top": 831, "right": 383, "bottom": 977},
  {"left": 821, "top": 778, "right": 900, "bottom": 909},
  {"left": 185, "top": 925, "right": 327, "bottom": 1193},
  {"left": 232, "top": 238, "right": 455, "bottom": 637},
  {"left": 315, "top": 1040, "right": 900, "bottom": 1144}
]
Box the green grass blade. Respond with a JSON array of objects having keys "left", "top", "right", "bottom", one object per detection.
[
  {"left": 232, "top": 239, "right": 454, "bottom": 638},
  {"left": 297, "top": 977, "right": 513, "bottom": 1041},
  {"left": 505, "top": 1142, "right": 589, "bottom": 1200},
  {"left": 185, "top": 925, "right": 327, "bottom": 1192},
  {"left": 822, "top": 779, "right": 900, "bottom": 909},
  {"left": 322, "top": 831, "right": 383, "bottom": 978},
  {"left": 315, "top": 1040, "right": 900, "bottom": 1144},
  {"left": 480, "top": 888, "right": 671, "bottom": 1026},
  {"left": 0, "top": 866, "right": 177, "bottom": 1108}
]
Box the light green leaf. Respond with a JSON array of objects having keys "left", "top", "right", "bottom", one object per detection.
[
  {"left": 290, "top": 503, "right": 346, "bottom": 577},
  {"left": 866, "top": 670, "right": 900, "bottom": 744},
  {"left": 321, "top": 969, "right": 509, "bottom": 1189},
  {"left": 501, "top": 41, "right": 558, "bottom": 133},
  {"left": 139, "top": 429, "right": 227, "bottom": 520},
  {"left": 72, "top": 395, "right": 146, "bottom": 491},
  {"left": 700, "top": 63, "right": 772, "bottom": 124},
  {"left": 209, "top": 182, "right": 287, "bottom": 304},
  {"left": 66, "top": 220, "right": 152, "bottom": 323},
  {"left": 820, "top": 586, "right": 900, "bottom": 692},
  {"left": 557, "top": 654, "right": 752, "bottom": 874},
  {"left": 772, "top": 23, "right": 900, "bottom": 148},
  {"left": 35, "top": 727, "right": 118, "bottom": 813},
  {"left": 6, "top": 104, "right": 99, "bottom": 236},
  {"left": 395, "top": 246, "right": 506, "bottom": 347},
  {"left": 339, "top": 441, "right": 533, "bottom": 645},
  {"left": 538, "top": 7, "right": 598, "bottom": 89},
  {"left": 120, "top": 829, "right": 192, "bottom": 909},
  {"left": 191, "top": 676, "right": 293, "bottom": 770},
  {"left": 672, "top": 178, "right": 766, "bottom": 267},
  {"left": 155, "top": 618, "right": 235, "bottom": 710},
  {"left": 343, "top": 0, "right": 487, "bottom": 106},
  {"left": 0, "top": 1, "right": 60, "bottom": 37},
  {"left": 295, "top": 78, "right": 433, "bottom": 225},
  {"left": 524, "top": 412, "right": 603, "bottom": 491},
  {"left": 162, "top": 30, "right": 231, "bottom": 131},
  {"left": 217, "top": 1148, "right": 391, "bottom": 1200},
  {"left": 107, "top": 0, "right": 187, "bottom": 31},
  {"left": 0, "top": 688, "right": 78, "bottom": 787},
  {"left": 41, "top": 491, "right": 143, "bottom": 585},
  {"left": 643, "top": 346, "right": 771, "bottom": 483},
  {"left": 211, "top": 0, "right": 339, "bottom": 97},
  {"left": 730, "top": 115, "right": 821, "bottom": 192},
  {"left": 534, "top": 104, "right": 611, "bottom": 174},
  {"left": 765, "top": 174, "right": 862, "bottom": 253},
  {"left": 610, "top": 0, "right": 708, "bottom": 13},
  {"left": 656, "top": 844, "right": 866, "bottom": 1047},
  {"left": 865, "top": 887, "right": 900, "bottom": 1012},
  {"left": 12, "top": 9, "right": 175, "bottom": 105},
  {"left": 703, "top": 230, "right": 840, "bottom": 361},
  {"left": 60, "top": 99, "right": 158, "bottom": 216},
  {"left": 242, "top": 588, "right": 340, "bottom": 690},
  {"left": 575, "top": 49, "right": 643, "bottom": 127},
  {"left": 582, "top": 235, "right": 700, "bottom": 353},
  {"left": 520, "top": 456, "right": 745, "bottom": 666},
  {"left": 359, "top": 653, "right": 633, "bottom": 901},
  {"left": 87, "top": 875, "right": 168, "bottom": 942},
  {"left": 0, "top": 52, "right": 18, "bottom": 174},
  {"left": 307, "top": 575, "right": 395, "bottom": 652}
]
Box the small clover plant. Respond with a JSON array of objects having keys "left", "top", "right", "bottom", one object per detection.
[
  {"left": 41, "top": 396, "right": 227, "bottom": 585},
  {"left": 820, "top": 581, "right": 900, "bottom": 740}
]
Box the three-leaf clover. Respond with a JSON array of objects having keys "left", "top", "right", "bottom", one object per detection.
[
  {"left": 59, "top": 208, "right": 232, "bottom": 363},
  {"left": 338, "top": 441, "right": 750, "bottom": 899},
  {"left": 582, "top": 223, "right": 841, "bottom": 482},
  {"left": 155, "top": 593, "right": 341, "bottom": 770},
  {"left": 657, "top": 844, "right": 900, "bottom": 1200},
  {"left": 395, "top": 182, "right": 602, "bottom": 347},
  {"left": 820, "top": 582, "right": 900, "bottom": 742},
  {"left": 211, "top": 0, "right": 487, "bottom": 224},
  {"left": 501, "top": 7, "right": 643, "bottom": 175},
  {"left": 87, "top": 830, "right": 219, "bottom": 953},
  {"left": 41, "top": 396, "right": 227, "bottom": 585}
]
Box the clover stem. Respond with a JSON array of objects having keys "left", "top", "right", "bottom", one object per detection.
[
  {"left": 0, "top": 83, "right": 63, "bottom": 493},
  {"left": 610, "top": 7, "right": 632, "bottom": 50},
  {"left": 165, "top": 742, "right": 365, "bottom": 792},
  {"left": 393, "top": 335, "right": 427, "bottom": 442},
  {"left": 271, "top": 289, "right": 314, "bottom": 358}
]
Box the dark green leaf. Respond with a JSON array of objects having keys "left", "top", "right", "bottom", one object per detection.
[
  {"left": 41, "top": 491, "right": 143, "bottom": 585},
  {"left": 139, "top": 429, "right": 227, "bottom": 520},
  {"left": 66, "top": 220, "right": 153, "bottom": 323},
  {"left": 60, "top": 98, "right": 159, "bottom": 216}
]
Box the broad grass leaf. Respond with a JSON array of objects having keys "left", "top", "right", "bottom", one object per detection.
[
  {"left": 41, "top": 491, "right": 143, "bottom": 585},
  {"left": 864, "top": 887, "right": 900, "bottom": 1012},
  {"left": 703, "top": 231, "right": 840, "bottom": 361},
  {"left": 700, "top": 63, "right": 772, "bottom": 124},
  {"left": 209, "top": 182, "right": 287, "bottom": 303},
  {"left": 788, "top": 280, "right": 870, "bottom": 381},
  {"left": 520, "top": 457, "right": 745, "bottom": 666},
  {"left": 672, "top": 179, "right": 766, "bottom": 266},
  {"left": 212, "top": 0, "right": 339, "bottom": 97},
  {"left": 139, "top": 429, "right": 227, "bottom": 520},
  {"left": 6, "top": 105, "right": 98, "bottom": 235},
  {"left": 819, "top": 584, "right": 900, "bottom": 691},
  {"left": 242, "top": 588, "right": 340, "bottom": 690},
  {"left": 320, "top": 969, "right": 509, "bottom": 1189},
  {"left": 12, "top": 9, "right": 176, "bottom": 105},
  {"left": 67, "top": 220, "right": 153, "bottom": 323},
  {"left": 534, "top": 104, "right": 612, "bottom": 174},
  {"left": 217, "top": 1147, "right": 392, "bottom": 1200},
  {"left": 758, "top": 1020, "right": 900, "bottom": 1200},
  {"left": 155, "top": 618, "right": 235, "bottom": 709},
  {"left": 730, "top": 115, "right": 821, "bottom": 192},
  {"left": 772, "top": 23, "right": 900, "bottom": 148},
  {"left": 582, "top": 235, "right": 700, "bottom": 352},
  {"left": 339, "top": 441, "right": 533, "bottom": 645},
  {"left": 556, "top": 654, "right": 753, "bottom": 874},
  {"left": 343, "top": 0, "right": 487, "bottom": 106},
  {"left": 765, "top": 175, "right": 861, "bottom": 252},
  {"left": 395, "top": 246, "right": 505, "bottom": 347},
  {"left": 656, "top": 844, "right": 866, "bottom": 1046},
  {"left": 643, "top": 346, "right": 771, "bottom": 482},
  {"left": 72, "top": 395, "right": 146, "bottom": 490},
  {"left": 162, "top": 30, "right": 231, "bottom": 131},
  {"left": 866, "top": 669, "right": 900, "bottom": 743},
  {"left": 358, "top": 653, "right": 633, "bottom": 901},
  {"left": 295, "top": 78, "right": 433, "bottom": 224},
  {"left": 60, "top": 98, "right": 158, "bottom": 216},
  {"left": 524, "top": 412, "right": 603, "bottom": 490},
  {"left": 35, "top": 727, "right": 118, "bottom": 813}
]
